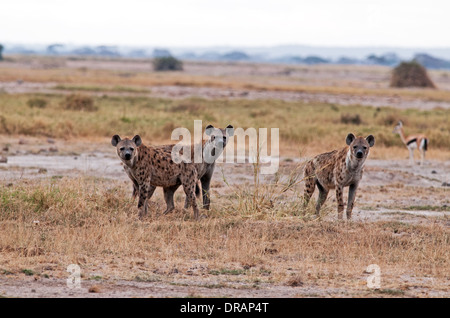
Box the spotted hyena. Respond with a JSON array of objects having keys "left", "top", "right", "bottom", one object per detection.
[
  {"left": 303, "top": 133, "right": 375, "bottom": 219},
  {"left": 111, "top": 135, "right": 200, "bottom": 219},
  {"left": 162, "top": 124, "right": 234, "bottom": 214}
]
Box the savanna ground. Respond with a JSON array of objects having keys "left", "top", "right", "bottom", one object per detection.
[{"left": 0, "top": 56, "right": 449, "bottom": 298}]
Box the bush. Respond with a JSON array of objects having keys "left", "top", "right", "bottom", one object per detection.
[
  {"left": 390, "top": 61, "right": 435, "bottom": 88},
  {"left": 27, "top": 98, "right": 48, "bottom": 109},
  {"left": 152, "top": 56, "right": 183, "bottom": 71},
  {"left": 62, "top": 94, "right": 97, "bottom": 111},
  {"left": 340, "top": 113, "right": 362, "bottom": 125}
]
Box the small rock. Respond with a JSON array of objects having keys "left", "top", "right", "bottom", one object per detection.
[
  {"left": 47, "top": 138, "right": 55, "bottom": 144},
  {"left": 38, "top": 168, "right": 47, "bottom": 174},
  {"left": 431, "top": 170, "right": 437, "bottom": 174},
  {"left": 88, "top": 285, "right": 101, "bottom": 293},
  {"left": 0, "top": 156, "right": 7, "bottom": 163},
  {"left": 48, "top": 147, "right": 58, "bottom": 153},
  {"left": 442, "top": 182, "right": 450, "bottom": 187},
  {"left": 2, "top": 146, "right": 9, "bottom": 152},
  {"left": 18, "top": 139, "right": 27, "bottom": 145}
]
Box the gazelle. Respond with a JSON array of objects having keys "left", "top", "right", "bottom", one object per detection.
[{"left": 393, "top": 121, "right": 428, "bottom": 165}]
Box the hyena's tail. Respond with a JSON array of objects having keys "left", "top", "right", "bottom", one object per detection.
[
  {"left": 303, "top": 160, "right": 316, "bottom": 204},
  {"left": 195, "top": 181, "right": 201, "bottom": 198}
]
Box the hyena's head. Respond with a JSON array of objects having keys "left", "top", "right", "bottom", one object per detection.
[
  {"left": 205, "top": 124, "right": 234, "bottom": 149},
  {"left": 203, "top": 125, "right": 234, "bottom": 163},
  {"left": 111, "top": 135, "right": 142, "bottom": 163},
  {"left": 392, "top": 121, "right": 403, "bottom": 135},
  {"left": 346, "top": 133, "right": 375, "bottom": 160}
]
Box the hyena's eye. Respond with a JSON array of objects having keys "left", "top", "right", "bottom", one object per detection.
[
  {"left": 363, "top": 146, "right": 367, "bottom": 150},
  {"left": 129, "top": 148, "right": 134, "bottom": 152},
  {"left": 353, "top": 146, "right": 358, "bottom": 149},
  {"left": 120, "top": 147, "right": 125, "bottom": 151}
]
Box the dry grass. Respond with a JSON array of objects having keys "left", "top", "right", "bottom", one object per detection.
[
  {"left": 0, "top": 176, "right": 448, "bottom": 296},
  {"left": 0, "top": 93, "right": 449, "bottom": 160}
]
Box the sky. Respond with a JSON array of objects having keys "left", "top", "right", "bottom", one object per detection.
[{"left": 2, "top": 0, "right": 450, "bottom": 48}]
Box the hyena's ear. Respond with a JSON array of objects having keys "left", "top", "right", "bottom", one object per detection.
[
  {"left": 111, "top": 135, "right": 121, "bottom": 147},
  {"left": 366, "top": 135, "right": 375, "bottom": 147},
  {"left": 346, "top": 133, "right": 356, "bottom": 146},
  {"left": 132, "top": 135, "right": 142, "bottom": 147},
  {"left": 226, "top": 124, "right": 234, "bottom": 136},
  {"left": 205, "top": 125, "right": 214, "bottom": 136}
]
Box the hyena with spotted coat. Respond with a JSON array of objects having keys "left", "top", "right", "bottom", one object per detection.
[
  {"left": 111, "top": 135, "right": 200, "bottom": 219},
  {"left": 303, "top": 133, "right": 375, "bottom": 219},
  {"left": 163, "top": 124, "right": 234, "bottom": 214}
]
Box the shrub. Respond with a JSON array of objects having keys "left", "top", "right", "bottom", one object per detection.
[
  {"left": 27, "top": 98, "right": 48, "bottom": 109},
  {"left": 152, "top": 56, "right": 183, "bottom": 71},
  {"left": 62, "top": 94, "right": 97, "bottom": 111},
  {"left": 340, "top": 113, "right": 362, "bottom": 125},
  {"left": 390, "top": 61, "right": 435, "bottom": 88}
]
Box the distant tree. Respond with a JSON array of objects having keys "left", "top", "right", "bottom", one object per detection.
[
  {"left": 303, "top": 56, "right": 329, "bottom": 65},
  {"left": 221, "top": 51, "right": 250, "bottom": 61},
  {"left": 46, "top": 44, "right": 64, "bottom": 55},
  {"left": 152, "top": 56, "right": 183, "bottom": 71},
  {"left": 0, "top": 44, "right": 4, "bottom": 61}
]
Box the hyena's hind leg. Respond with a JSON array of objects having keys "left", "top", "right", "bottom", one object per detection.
[
  {"left": 303, "top": 162, "right": 316, "bottom": 206},
  {"left": 315, "top": 181, "right": 329, "bottom": 216},
  {"left": 163, "top": 184, "right": 181, "bottom": 215},
  {"left": 180, "top": 169, "right": 200, "bottom": 220},
  {"left": 182, "top": 182, "right": 199, "bottom": 219}
]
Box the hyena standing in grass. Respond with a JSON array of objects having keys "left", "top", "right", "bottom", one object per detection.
[
  {"left": 163, "top": 124, "right": 234, "bottom": 214},
  {"left": 303, "top": 133, "right": 375, "bottom": 220},
  {"left": 111, "top": 135, "right": 200, "bottom": 219}
]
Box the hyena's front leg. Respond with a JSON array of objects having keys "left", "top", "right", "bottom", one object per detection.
[
  {"left": 346, "top": 183, "right": 358, "bottom": 220},
  {"left": 137, "top": 180, "right": 153, "bottom": 219},
  {"left": 200, "top": 171, "right": 213, "bottom": 210},
  {"left": 124, "top": 166, "right": 139, "bottom": 200},
  {"left": 335, "top": 185, "right": 345, "bottom": 220}
]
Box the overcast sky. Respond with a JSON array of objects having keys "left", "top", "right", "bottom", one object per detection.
[{"left": 2, "top": 0, "right": 450, "bottom": 48}]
